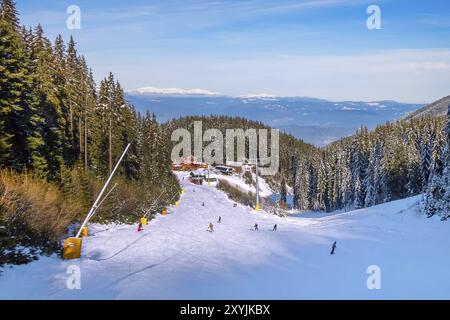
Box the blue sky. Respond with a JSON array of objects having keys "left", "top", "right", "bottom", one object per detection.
[{"left": 18, "top": 0, "right": 450, "bottom": 103}]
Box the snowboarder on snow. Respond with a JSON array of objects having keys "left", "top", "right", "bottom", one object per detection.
[
  {"left": 330, "top": 241, "right": 337, "bottom": 255},
  {"left": 273, "top": 224, "right": 277, "bottom": 231},
  {"left": 254, "top": 223, "right": 258, "bottom": 231},
  {"left": 218, "top": 216, "right": 222, "bottom": 223},
  {"left": 208, "top": 222, "right": 214, "bottom": 232},
  {"left": 137, "top": 222, "right": 144, "bottom": 232}
]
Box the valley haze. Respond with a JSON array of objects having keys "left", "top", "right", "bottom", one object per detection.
[{"left": 126, "top": 88, "right": 423, "bottom": 146}]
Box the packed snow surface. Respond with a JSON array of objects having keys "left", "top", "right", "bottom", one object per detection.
[{"left": 1, "top": 174, "right": 449, "bottom": 299}]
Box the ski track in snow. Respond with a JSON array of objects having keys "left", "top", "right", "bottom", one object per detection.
[{"left": 1, "top": 174, "right": 450, "bottom": 299}]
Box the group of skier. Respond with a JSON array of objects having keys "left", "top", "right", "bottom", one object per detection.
[
  {"left": 253, "top": 223, "right": 277, "bottom": 232},
  {"left": 137, "top": 187, "right": 279, "bottom": 236},
  {"left": 137, "top": 186, "right": 338, "bottom": 255},
  {"left": 207, "top": 221, "right": 278, "bottom": 233}
]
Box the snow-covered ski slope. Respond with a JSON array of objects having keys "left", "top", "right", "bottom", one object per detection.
[
  {"left": 191, "top": 169, "right": 274, "bottom": 197},
  {"left": 1, "top": 175, "right": 449, "bottom": 299}
]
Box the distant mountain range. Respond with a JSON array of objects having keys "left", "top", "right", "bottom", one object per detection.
[{"left": 126, "top": 89, "right": 424, "bottom": 146}]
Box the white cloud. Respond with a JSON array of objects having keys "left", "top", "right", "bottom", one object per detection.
[{"left": 112, "top": 49, "right": 450, "bottom": 104}]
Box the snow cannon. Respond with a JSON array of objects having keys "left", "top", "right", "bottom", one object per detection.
[
  {"left": 80, "top": 226, "right": 88, "bottom": 238},
  {"left": 161, "top": 208, "right": 168, "bottom": 216},
  {"left": 62, "top": 144, "right": 132, "bottom": 261},
  {"left": 63, "top": 237, "right": 82, "bottom": 260},
  {"left": 140, "top": 217, "right": 148, "bottom": 225}
]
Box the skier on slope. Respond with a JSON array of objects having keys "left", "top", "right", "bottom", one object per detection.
[
  {"left": 208, "top": 222, "right": 214, "bottom": 232},
  {"left": 273, "top": 224, "right": 277, "bottom": 231},
  {"left": 254, "top": 223, "right": 258, "bottom": 231},
  {"left": 330, "top": 241, "right": 337, "bottom": 255},
  {"left": 137, "top": 222, "right": 144, "bottom": 232},
  {"left": 218, "top": 216, "right": 222, "bottom": 223}
]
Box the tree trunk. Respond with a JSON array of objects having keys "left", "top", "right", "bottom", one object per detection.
[
  {"left": 79, "top": 118, "right": 82, "bottom": 160},
  {"left": 84, "top": 109, "right": 88, "bottom": 171},
  {"left": 109, "top": 117, "right": 112, "bottom": 175}
]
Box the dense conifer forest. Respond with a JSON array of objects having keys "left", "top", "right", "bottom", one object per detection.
[
  {"left": 166, "top": 112, "right": 450, "bottom": 220},
  {"left": 1, "top": 0, "right": 449, "bottom": 267},
  {"left": 0, "top": 0, "right": 180, "bottom": 265}
]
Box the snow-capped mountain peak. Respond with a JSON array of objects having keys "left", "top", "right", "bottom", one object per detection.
[
  {"left": 128, "top": 86, "right": 220, "bottom": 96},
  {"left": 239, "top": 93, "right": 278, "bottom": 100}
]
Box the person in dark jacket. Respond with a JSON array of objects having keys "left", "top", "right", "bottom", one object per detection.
[
  {"left": 273, "top": 224, "right": 277, "bottom": 231},
  {"left": 218, "top": 216, "right": 222, "bottom": 223},
  {"left": 254, "top": 223, "right": 258, "bottom": 231},
  {"left": 330, "top": 241, "right": 337, "bottom": 255}
]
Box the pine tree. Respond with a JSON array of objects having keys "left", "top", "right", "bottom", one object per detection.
[
  {"left": 0, "top": 15, "right": 36, "bottom": 170},
  {"left": 291, "top": 155, "right": 301, "bottom": 209},
  {"left": 0, "top": 0, "right": 20, "bottom": 30},
  {"left": 52, "top": 34, "right": 71, "bottom": 165},
  {"left": 65, "top": 36, "right": 81, "bottom": 164},
  {"left": 280, "top": 177, "right": 287, "bottom": 206},
  {"left": 424, "top": 105, "right": 450, "bottom": 219},
  {"left": 30, "top": 24, "right": 65, "bottom": 179}
]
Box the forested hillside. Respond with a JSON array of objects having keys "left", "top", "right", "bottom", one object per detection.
[
  {"left": 407, "top": 95, "right": 450, "bottom": 120},
  {"left": 164, "top": 107, "right": 450, "bottom": 221},
  {"left": 164, "top": 115, "right": 318, "bottom": 190},
  {"left": 0, "top": 0, "right": 179, "bottom": 265},
  {"left": 291, "top": 103, "right": 450, "bottom": 219}
]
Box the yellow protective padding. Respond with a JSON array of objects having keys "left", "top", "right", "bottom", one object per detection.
[
  {"left": 161, "top": 208, "right": 168, "bottom": 215},
  {"left": 255, "top": 204, "right": 262, "bottom": 211},
  {"left": 181, "top": 189, "right": 186, "bottom": 194},
  {"left": 63, "top": 237, "right": 82, "bottom": 260},
  {"left": 80, "top": 226, "right": 88, "bottom": 237},
  {"left": 174, "top": 201, "right": 179, "bottom": 207},
  {"left": 140, "top": 217, "right": 148, "bottom": 225}
]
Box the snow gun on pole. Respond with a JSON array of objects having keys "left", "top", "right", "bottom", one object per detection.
[
  {"left": 85, "top": 183, "right": 118, "bottom": 223},
  {"left": 249, "top": 158, "right": 261, "bottom": 211},
  {"left": 142, "top": 190, "right": 166, "bottom": 220},
  {"left": 63, "top": 143, "right": 131, "bottom": 260},
  {"left": 140, "top": 188, "right": 180, "bottom": 224},
  {"left": 75, "top": 143, "right": 131, "bottom": 238}
]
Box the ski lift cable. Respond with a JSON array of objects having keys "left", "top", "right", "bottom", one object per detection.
[{"left": 75, "top": 143, "right": 131, "bottom": 238}]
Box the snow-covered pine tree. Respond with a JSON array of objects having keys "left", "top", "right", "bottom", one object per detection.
[
  {"left": 424, "top": 104, "right": 450, "bottom": 219},
  {"left": 0, "top": 0, "right": 20, "bottom": 30},
  {"left": 364, "top": 141, "right": 379, "bottom": 207},
  {"left": 280, "top": 177, "right": 287, "bottom": 206},
  {"left": 291, "top": 155, "right": 300, "bottom": 210},
  {"left": 405, "top": 126, "right": 421, "bottom": 196},
  {"left": 416, "top": 125, "right": 433, "bottom": 191},
  {"left": 0, "top": 4, "right": 37, "bottom": 171}
]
